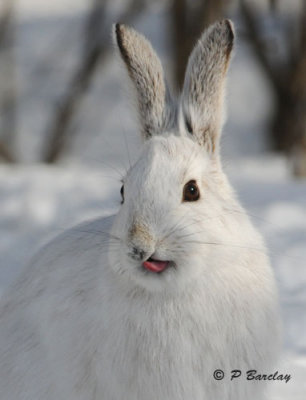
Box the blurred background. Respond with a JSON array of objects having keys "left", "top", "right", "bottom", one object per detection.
[{"left": 0, "top": 0, "right": 305, "bottom": 398}]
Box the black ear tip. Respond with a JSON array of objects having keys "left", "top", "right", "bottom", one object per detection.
[
  {"left": 224, "top": 19, "right": 235, "bottom": 42},
  {"left": 114, "top": 23, "right": 127, "bottom": 55},
  {"left": 115, "top": 23, "right": 124, "bottom": 31},
  {"left": 115, "top": 23, "right": 123, "bottom": 41},
  {"left": 215, "top": 19, "right": 234, "bottom": 56}
]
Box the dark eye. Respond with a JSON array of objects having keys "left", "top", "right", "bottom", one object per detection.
[
  {"left": 183, "top": 180, "right": 200, "bottom": 202},
  {"left": 120, "top": 185, "right": 124, "bottom": 204}
]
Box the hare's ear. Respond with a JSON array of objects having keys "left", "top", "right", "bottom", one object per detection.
[
  {"left": 114, "top": 24, "right": 174, "bottom": 140},
  {"left": 180, "top": 20, "right": 234, "bottom": 154}
]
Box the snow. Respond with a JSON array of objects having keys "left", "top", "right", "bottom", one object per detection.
[
  {"left": 1, "top": 1, "right": 306, "bottom": 398},
  {"left": 0, "top": 165, "right": 120, "bottom": 290}
]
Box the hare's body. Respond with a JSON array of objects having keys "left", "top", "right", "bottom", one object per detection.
[
  {"left": 0, "top": 210, "right": 279, "bottom": 400},
  {"left": 0, "top": 21, "right": 280, "bottom": 400}
]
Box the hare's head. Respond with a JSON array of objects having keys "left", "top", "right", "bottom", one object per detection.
[{"left": 110, "top": 21, "right": 238, "bottom": 292}]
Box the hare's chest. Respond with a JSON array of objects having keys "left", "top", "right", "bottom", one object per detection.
[
  {"left": 95, "top": 287, "right": 276, "bottom": 400},
  {"left": 96, "top": 305, "right": 223, "bottom": 400}
]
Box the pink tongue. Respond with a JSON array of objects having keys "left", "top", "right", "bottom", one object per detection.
[{"left": 142, "top": 260, "right": 169, "bottom": 273}]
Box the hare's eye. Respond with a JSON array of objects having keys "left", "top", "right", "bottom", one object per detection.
[
  {"left": 183, "top": 180, "right": 200, "bottom": 202},
  {"left": 120, "top": 185, "right": 124, "bottom": 204}
]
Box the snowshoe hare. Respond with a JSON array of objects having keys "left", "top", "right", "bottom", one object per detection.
[{"left": 0, "top": 20, "right": 280, "bottom": 400}]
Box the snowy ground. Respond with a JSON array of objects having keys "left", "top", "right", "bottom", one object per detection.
[{"left": 0, "top": 1, "right": 305, "bottom": 398}]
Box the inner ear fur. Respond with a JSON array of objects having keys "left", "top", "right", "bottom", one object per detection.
[
  {"left": 180, "top": 19, "right": 235, "bottom": 154},
  {"left": 114, "top": 23, "right": 175, "bottom": 140}
]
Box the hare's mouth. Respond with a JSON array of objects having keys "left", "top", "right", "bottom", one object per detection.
[{"left": 142, "top": 257, "right": 171, "bottom": 274}]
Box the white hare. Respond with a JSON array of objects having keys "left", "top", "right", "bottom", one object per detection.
[{"left": 0, "top": 20, "right": 280, "bottom": 400}]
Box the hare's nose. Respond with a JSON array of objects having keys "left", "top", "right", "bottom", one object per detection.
[{"left": 129, "top": 246, "right": 146, "bottom": 261}]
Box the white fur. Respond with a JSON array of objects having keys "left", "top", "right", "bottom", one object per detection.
[{"left": 0, "top": 21, "right": 281, "bottom": 400}]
